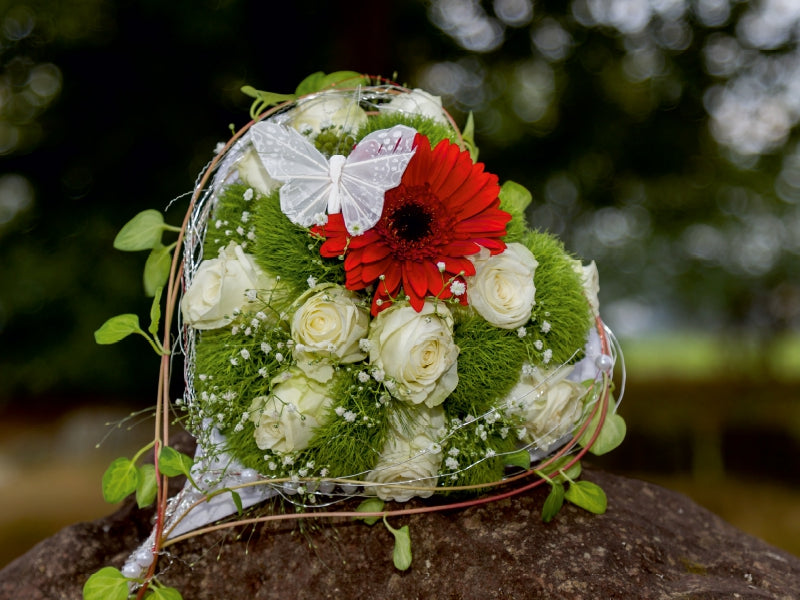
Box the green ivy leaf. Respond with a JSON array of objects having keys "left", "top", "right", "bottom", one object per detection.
[
  {"left": 383, "top": 518, "right": 412, "bottom": 571},
  {"left": 102, "top": 457, "right": 139, "bottom": 503},
  {"left": 295, "top": 71, "right": 367, "bottom": 96},
  {"left": 113, "top": 209, "right": 165, "bottom": 251},
  {"left": 135, "top": 463, "right": 157, "bottom": 508},
  {"left": 541, "top": 482, "right": 565, "bottom": 523},
  {"left": 504, "top": 449, "right": 531, "bottom": 470},
  {"left": 230, "top": 490, "right": 243, "bottom": 516},
  {"left": 146, "top": 585, "right": 184, "bottom": 600},
  {"left": 499, "top": 180, "right": 533, "bottom": 216},
  {"left": 82, "top": 566, "right": 129, "bottom": 600},
  {"left": 462, "top": 111, "right": 479, "bottom": 161},
  {"left": 578, "top": 408, "right": 627, "bottom": 456},
  {"left": 549, "top": 457, "right": 582, "bottom": 484},
  {"left": 143, "top": 245, "right": 171, "bottom": 297},
  {"left": 354, "top": 498, "right": 385, "bottom": 525},
  {"left": 564, "top": 480, "right": 608, "bottom": 515},
  {"left": 149, "top": 287, "right": 163, "bottom": 338},
  {"left": 158, "top": 446, "right": 194, "bottom": 479},
  {"left": 94, "top": 314, "right": 142, "bottom": 345}
]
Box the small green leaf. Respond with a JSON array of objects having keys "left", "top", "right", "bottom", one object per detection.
[
  {"left": 564, "top": 480, "right": 607, "bottom": 515},
  {"left": 295, "top": 71, "right": 367, "bottom": 96},
  {"left": 230, "top": 490, "right": 243, "bottom": 516},
  {"left": 102, "top": 457, "right": 139, "bottom": 503},
  {"left": 143, "top": 245, "right": 171, "bottom": 297},
  {"left": 94, "top": 314, "right": 142, "bottom": 345},
  {"left": 146, "top": 585, "right": 184, "bottom": 600},
  {"left": 149, "top": 287, "right": 163, "bottom": 338},
  {"left": 113, "top": 209, "right": 165, "bottom": 251},
  {"left": 135, "top": 463, "right": 157, "bottom": 508},
  {"left": 549, "top": 457, "right": 582, "bottom": 484},
  {"left": 354, "top": 498, "right": 385, "bottom": 525},
  {"left": 504, "top": 449, "right": 531, "bottom": 470},
  {"left": 499, "top": 180, "right": 533, "bottom": 216},
  {"left": 158, "top": 446, "right": 194, "bottom": 478},
  {"left": 541, "top": 482, "right": 565, "bottom": 523},
  {"left": 383, "top": 518, "right": 412, "bottom": 571},
  {"left": 578, "top": 409, "right": 626, "bottom": 456},
  {"left": 82, "top": 566, "right": 129, "bottom": 600},
  {"left": 462, "top": 111, "right": 479, "bottom": 161},
  {"left": 319, "top": 71, "right": 370, "bottom": 90}
]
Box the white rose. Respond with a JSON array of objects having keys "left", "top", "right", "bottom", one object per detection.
[
  {"left": 467, "top": 242, "right": 538, "bottom": 329},
  {"left": 574, "top": 260, "right": 600, "bottom": 317},
  {"left": 181, "top": 242, "right": 275, "bottom": 330},
  {"left": 365, "top": 405, "right": 445, "bottom": 502},
  {"left": 291, "top": 284, "right": 370, "bottom": 382},
  {"left": 381, "top": 89, "right": 448, "bottom": 124},
  {"left": 238, "top": 146, "right": 280, "bottom": 197},
  {"left": 249, "top": 369, "right": 332, "bottom": 453},
  {"left": 504, "top": 365, "right": 585, "bottom": 449},
  {"left": 288, "top": 93, "right": 367, "bottom": 136},
  {"left": 369, "top": 302, "right": 459, "bottom": 408}
]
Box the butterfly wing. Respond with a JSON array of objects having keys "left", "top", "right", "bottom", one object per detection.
[
  {"left": 250, "top": 122, "right": 332, "bottom": 227},
  {"left": 339, "top": 125, "right": 417, "bottom": 235}
]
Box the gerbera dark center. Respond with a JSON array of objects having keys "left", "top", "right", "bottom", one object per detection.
[{"left": 391, "top": 203, "right": 433, "bottom": 241}]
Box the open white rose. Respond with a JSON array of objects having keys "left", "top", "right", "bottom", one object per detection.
[
  {"left": 288, "top": 94, "right": 367, "bottom": 136},
  {"left": 249, "top": 369, "right": 332, "bottom": 454},
  {"left": 291, "top": 284, "right": 370, "bottom": 382},
  {"left": 181, "top": 242, "right": 275, "bottom": 330},
  {"left": 369, "top": 301, "right": 459, "bottom": 408},
  {"left": 238, "top": 146, "right": 280, "bottom": 197},
  {"left": 504, "top": 364, "right": 585, "bottom": 449},
  {"left": 365, "top": 405, "right": 445, "bottom": 502},
  {"left": 381, "top": 88, "right": 448, "bottom": 124},
  {"left": 467, "top": 242, "right": 538, "bottom": 329}
]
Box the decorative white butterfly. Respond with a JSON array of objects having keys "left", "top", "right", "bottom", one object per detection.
[{"left": 249, "top": 122, "right": 417, "bottom": 235}]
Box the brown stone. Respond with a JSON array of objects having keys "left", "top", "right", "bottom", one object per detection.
[{"left": 1, "top": 460, "right": 797, "bottom": 599}]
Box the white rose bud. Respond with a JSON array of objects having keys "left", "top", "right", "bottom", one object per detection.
[
  {"left": 291, "top": 284, "right": 370, "bottom": 382},
  {"left": 365, "top": 405, "right": 445, "bottom": 502},
  {"left": 381, "top": 88, "right": 449, "bottom": 124},
  {"left": 249, "top": 369, "right": 332, "bottom": 453},
  {"left": 467, "top": 242, "right": 538, "bottom": 329},
  {"left": 181, "top": 242, "right": 275, "bottom": 330},
  {"left": 578, "top": 260, "right": 600, "bottom": 317},
  {"left": 504, "top": 365, "right": 585, "bottom": 449},
  {"left": 288, "top": 93, "right": 368, "bottom": 136},
  {"left": 369, "top": 301, "right": 459, "bottom": 408},
  {"left": 238, "top": 147, "right": 280, "bottom": 197}
]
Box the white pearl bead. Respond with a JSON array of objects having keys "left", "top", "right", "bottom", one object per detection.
[
  {"left": 595, "top": 354, "right": 614, "bottom": 372},
  {"left": 339, "top": 483, "right": 358, "bottom": 495},
  {"left": 121, "top": 561, "right": 143, "bottom": 578},
  {"left": 239, "top": 468, "right": 259, "bottom": 483},
  {"left": 318, "top": 480, "right": 335, "bottom": 495}
]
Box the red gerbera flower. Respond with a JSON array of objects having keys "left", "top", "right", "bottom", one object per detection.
[{"left": 313, "top": 133, "right": 511, "bottom": 314}]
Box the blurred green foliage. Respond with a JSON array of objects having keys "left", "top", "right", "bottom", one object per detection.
[{"left": 1, "top": 0, "right": 799, "bottom": 402}]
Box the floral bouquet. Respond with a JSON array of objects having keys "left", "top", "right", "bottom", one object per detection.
[{"left": 87, "top": 72, "right": 624, "bottom": 600}]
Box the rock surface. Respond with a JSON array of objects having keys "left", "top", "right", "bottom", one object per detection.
[{"left": 1, "top": 457, "right": 798, "bottom": 600}]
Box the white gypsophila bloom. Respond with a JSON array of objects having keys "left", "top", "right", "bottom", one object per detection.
[
  {"left": 503, "top": 364, "right": 585, "bottom": 450},
  {"left": 380, "top": 88, "right": 449, "bottom": 125},
  {"left": 291, "top": 284, "right": 370, "bottom": 383},
  {"left": 249, "top": 369, "right": 332, "bottom": 453},
  {"left": 368, "top": 301, "right": 459, "bottom": 408},
  {"left": 467, "top": 243, "right": 538, "bottom": 329},
  {"left": 288, "top": 93, "right": 368, "bottom": 136},
  {"left": 364, "top": 404, "right": 445, "bottom": 502},
  {"left": 181, "top": 242, "right": 276, "bottom": 330}
]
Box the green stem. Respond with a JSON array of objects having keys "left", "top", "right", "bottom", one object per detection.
[{"left": 131, "top": 440, "right": 156, "bottom": 464}]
